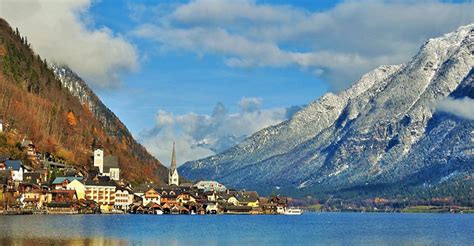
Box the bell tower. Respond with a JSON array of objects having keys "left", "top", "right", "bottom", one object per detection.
[
  {"left": 168, "top": 142, "right": 179, "bottom": 186},
  {"left": 93, "top": 139, "right": 104, "bottom": 173}
]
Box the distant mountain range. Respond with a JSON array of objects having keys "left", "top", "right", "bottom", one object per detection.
[{"left": 180, "top": 24, "right": 474, "bottom": 199}]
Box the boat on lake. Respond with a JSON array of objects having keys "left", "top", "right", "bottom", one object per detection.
[{"left": 284, "top": 207, "right": 303, "bottom": 215}]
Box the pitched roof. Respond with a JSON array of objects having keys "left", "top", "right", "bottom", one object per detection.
[
  {"left": 22, "top": 164, "right": 34, "bottom": 172},
  {"left": 161, "top": 194, "right": 177, "bottom": 199},
  {"left": 145, "top": 202, "right": 161, "bottom": 208},
  {"left": 237, "top": 191, "right": 259, "bottom": 203},
  {"left": 116, "top": 186, "right": 132, "bottom": 192},
  {"left": 52, "top": 176, "right": 83, "bottom": 185},
  {"left": 5, "top": 160, "right": 22, "bottom": 171},
  {"left": 132, "top": 184, "right": 152, "bottom": 193},
  {"left": 219, "top": 193, "right": 236, "bottom": 200},
  {"left": 224, "top": 205, "right": 252, "bottom": 211},
  {"left": 84, "top": 179, "right": 116, "bottom": 187},
  {"left": 103, "top": 156, "right": 119, "bottom": 173}
]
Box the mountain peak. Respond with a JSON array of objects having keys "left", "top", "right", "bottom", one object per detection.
[{"left": 179, "top": 23, "right": 474, "bottom": 199}]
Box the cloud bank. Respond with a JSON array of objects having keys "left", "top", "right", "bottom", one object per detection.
[
  {"left": 132, "top": 0, "right": 474, "bottom": 91},
  {"left": 0, "top": 0, "right": 138, "bottom": 87},
  {"left": 139, "top": 98, "right": 300, "bottom": 166},
  {"left": 436, "top": 97, "right": 474, "bottom": 120}
]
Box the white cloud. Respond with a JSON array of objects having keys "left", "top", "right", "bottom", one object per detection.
[
  {"left": 436, "top": 97, "right": 474, "bottom": 120},
  {"left": 0, "top": 0, "right": 138, "bottom": 88},
  {"left": 131, "top": 0, "right": 474, "bottom": 90},
  {"left": 138, "top": 98, "right": 297, "bottom": 166},
  {"left": 239, "top": 97, "right": 262, "bottom": 113}
]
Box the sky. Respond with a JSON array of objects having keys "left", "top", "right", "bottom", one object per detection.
[{"left": 1, "top": 0, "right": 474, "bottom": 166}]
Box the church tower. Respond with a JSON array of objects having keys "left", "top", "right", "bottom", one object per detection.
[
  {"left": 93, "top": 139, "right": 104, "bottom": 173},
  {"left": 168, "top": 142, "right": 179, "bottom": 186}
]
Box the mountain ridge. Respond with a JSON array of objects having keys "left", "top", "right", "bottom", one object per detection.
[
  {"left": 0, "top": 18, "right": 167, "bottom": 184},
  {"left": 50, "top": 64, "right": 169, "bottom": 182},
  {"left": 180, "top": 23, "right": 474, "bottom": 199}
]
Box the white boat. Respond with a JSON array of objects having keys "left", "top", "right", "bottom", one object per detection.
[{"left": 284, "top": 207, "right": 303, "bottom": 215}]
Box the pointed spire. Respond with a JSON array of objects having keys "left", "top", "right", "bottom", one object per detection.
[{"left": 170, "top": 142, "right": 177, "bottom": 170}]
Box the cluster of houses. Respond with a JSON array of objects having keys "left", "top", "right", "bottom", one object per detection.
[{"left": 0, "top": 140, "right": 289, "bottom": 215}]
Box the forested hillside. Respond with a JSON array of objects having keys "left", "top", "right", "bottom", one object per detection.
[{"left": 0, "top": 18, "right": 167, "bottom": 184}]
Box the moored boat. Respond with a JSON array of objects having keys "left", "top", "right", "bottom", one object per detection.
[{"left": 284, "top": 207, "right": 303, "bottom": 215}]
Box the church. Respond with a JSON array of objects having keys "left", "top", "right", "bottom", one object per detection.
[
  {"left": 168, "top": 142, "right": 179, "bottom": 186},
  {"left": 93, "top": 140, "right": 120, "bottom": 181}
]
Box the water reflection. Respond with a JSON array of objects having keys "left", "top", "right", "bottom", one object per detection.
[
  {"left": 0, "top": 237, "right": 128, "bottom": 246},
  {"left": 0, "top": 213, "right": 472, "bottom": 245}
]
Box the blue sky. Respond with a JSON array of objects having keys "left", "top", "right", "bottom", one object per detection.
[
  {"left": 2, "top": 0, "right": 474, "bottom": 165},
  {"left": 88, "top": 0, "right": 338, "bottom": 133}
]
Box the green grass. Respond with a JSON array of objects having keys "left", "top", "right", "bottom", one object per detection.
[
  {"left": 402, "top": 206, "right": 474, "bottom": 213},
  {"left": 305, "top": 204, "right": 323, "bottom": 212}
]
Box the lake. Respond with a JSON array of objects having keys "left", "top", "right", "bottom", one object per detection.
[{"left": 0, "top": 213, "right": 472, "bottom": 245}]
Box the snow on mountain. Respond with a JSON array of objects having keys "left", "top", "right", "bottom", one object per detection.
[{"left": 179, "top": 23, "right": 474, "bottom": 197}]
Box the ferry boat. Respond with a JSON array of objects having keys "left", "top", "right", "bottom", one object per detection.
[{"left": 284, "top": 207, "right": 303, "bottom": 215}]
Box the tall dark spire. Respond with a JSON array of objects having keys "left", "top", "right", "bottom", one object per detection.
[{"left": 170, "top": 142, "right": 177, "bottom": 170}]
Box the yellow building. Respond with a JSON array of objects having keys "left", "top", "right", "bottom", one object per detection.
[
  {"left": 177, "top": 192, "right": 197, "bottom": 205},
  {"left": 247, "top": 199, "right": 260, "bottom": 208},
  {"left": 85, "top": 180, "right": 116, "bottom": 213},
  {"left": 66, "top": 179, "right": 86, "bottom": 200},
  {"left": 237, "top": 191, "right": 260, "bottom": 207}
]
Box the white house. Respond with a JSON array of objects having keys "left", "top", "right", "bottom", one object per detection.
[
  {"left": 142, "top": 188, "right": 161, "bottom": 206},
  {"left": 206, "top": 203, "right": 219, "bottom": 214},
  {"left": 6, "top": 160, "right": 23, "bottom": 182},
  {"left": 115, "top": 186, "right": 134, "bottom": 211},
  {"left": 193, "top": 181, "right": 227, "bottom": 192}
]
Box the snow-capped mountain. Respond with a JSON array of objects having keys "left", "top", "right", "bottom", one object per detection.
[
  {"left": 180, "top": 24, "right": 474, "bottom": 197},
  {"left": 196, "top": 135, "right": 247, "bottom": 154}
]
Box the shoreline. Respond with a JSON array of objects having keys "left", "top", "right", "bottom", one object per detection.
[{"left": 1, "top": 208, "right": 473, "bottom": 216}]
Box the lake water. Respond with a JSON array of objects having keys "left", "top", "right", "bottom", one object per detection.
[{"left": 0, "top": 213, "right": 472, "bottom": 245}]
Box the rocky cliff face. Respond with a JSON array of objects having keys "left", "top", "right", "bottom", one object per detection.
[
  {"left": 180, "top": 24, "right": 474, "bottom": 197},
  {"left": 51, "top": 65, "right": 168, "bottom": 181},
  {"left": 51, "top": 65, "right": 129, "bottom": 142}
]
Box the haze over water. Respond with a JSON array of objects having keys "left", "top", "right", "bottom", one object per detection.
[{"left": 0, "top": 213, "right": 472, "bottom": 245}]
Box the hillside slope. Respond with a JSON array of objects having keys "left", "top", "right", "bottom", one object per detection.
[
  {"left": 0, "top": 18, "right": 167, "bottom": 183},
  {"left": 180, "top": 24, "right": 474, "bottom": 199}
]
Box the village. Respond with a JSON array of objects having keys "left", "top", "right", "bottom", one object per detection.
[{"left": 0, "top": 122, "right": 290, "bottom": 215}]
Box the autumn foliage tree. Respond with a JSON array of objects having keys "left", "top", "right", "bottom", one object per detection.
[{"left": 0, "top": 19, "right": 167, "bottom": 184}]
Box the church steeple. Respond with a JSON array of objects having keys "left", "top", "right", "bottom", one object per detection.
[
  {"left": 168, "top": 142, "right": 179, "bottom": 186},
  {"left": 170, "top": 142, "right": 177, "bottom": 171}
]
